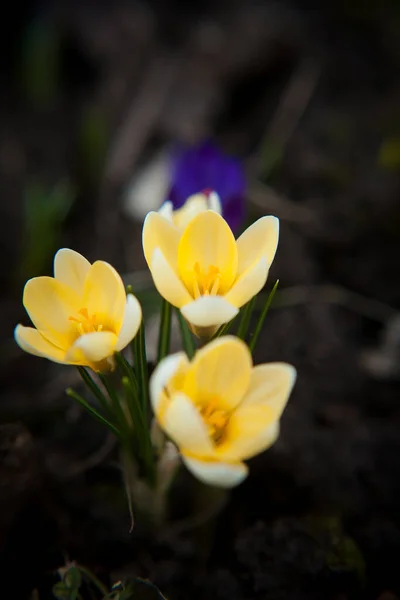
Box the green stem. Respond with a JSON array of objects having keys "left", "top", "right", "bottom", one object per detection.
[
  {"left": 157, "top": 299, "right": 172, "bottom": 363},
  {"left": 114, "top": 351, "right": 139, "bottom": 396},
  {"left": 132, "top": 322, "right": 150, "bottom": 418},
  {"left": 236, "top": 296, "right": 257, "bottom": 340},
  {"left": 66, "top": 388, "right": 120, "bottom": 438},
  {"left": 98, "top": 373, "right": 130, "bottom": 438},
  {"left": 77, "top": 367, "right": 112, "bottom": 418},
  {"left": 77, "top": 565, "right": 109, "bottom": 597},
  {"left": 122, "top": 377, "right": 156, "bottom": 488},
  {"left": 212, "top": 315, "right": 238, "bottom": 339},
  {"left": 249, "top": 279, "right": 279, "bottom": 353},
  {"left": 176, "top": 309, "right": 195, "bottom": 358}
]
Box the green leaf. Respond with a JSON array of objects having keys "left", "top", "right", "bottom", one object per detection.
[
  {"left": 77, "top": 565, "right": 109, "bottom": 597},
  {"left": 236, "top": 296, "right": 257, "bottom": 341},
  {"left": 98, "top": 373, "right": 131, "bottom": 439},
  {"left": 132, "top": 322, "right": 150, "bottom": 418},
  {"left": 176, "top": 309, "right": 195, "bottom": 358},
  {"left": 52, "top": 582, "right": 73, "bottom": 600},
  {"left": 115, "top": 352, "right": 139, "bottom": 396},
  {"left": 64, "top": 566, "right": 82, "bottom": 590},
  {"left": 121, "top": 378, "right": 155, "bottom": 487},
  {"left": 108, "top": 579, "right": 168, "bottom": 600},
  {"left": 249, "top": 279, "right": 279, "bottom": 353},
  {"left": 157, "top": 299, "right": 172, "bottom": 363},
  {"left": 66, "top": 388, "right": 120, "bottom": 438},
  {"left": 77, "top": 367, "right": 113, "bottom": 418},
  {"left": 212, "top": 315, "right": 238, "bottom": 339}
]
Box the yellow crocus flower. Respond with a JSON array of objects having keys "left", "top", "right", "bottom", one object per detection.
[
  {"left": 14, "top": 249, "right": 142, "bottom": 372},
  {"left": 158, "top": 191, "right": 222, "bottom": 230},
  {"left": 150, "top": 336, "right": 296, "bottom": 487},
  {"left": 143, "top": 209, "right": 279, "bottom": 336}
]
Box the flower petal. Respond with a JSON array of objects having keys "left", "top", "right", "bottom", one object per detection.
[
  {"left": 181, "top": 454, "right": 248, "bottom": 488},
  {"left": 224, "top": 256, "right": 269, "bottom": 308},
  {"left": 177, "top": 211, "right": 238, "bottom": 295},
  {"left": 142, "top": 211, "right": 181, "bottom": 272},
  {"left": 217, "top": 406, "right": 279, "bottom": 461},
  {"left": 172, "top": 193, "right": 216, "bottom": 230},
  {"left": 150, "top": 352, "right": 189, "bottom": 415},
  {"left": 23, "top": 276, "right": 82, "bottom": 348},
  {"left": 54, "top": 248, "right": 91, "bottom": 295},
  {"left": 151, "top": 248, "right": 193, "bottom": 307},
  {"left": 83, "top": 261, "right": 126, "bottom": 332},
  {"left": 158, "top": 201, "right": 174, "bottom": 221},
  {"left": 180, "top": 296, "right": 238, "bottom": 328},
  {"left": 239, "top": 363, "right": 296, "bottom": 419},
  {"left": 236, "top": 216, "right": 279, "bottom": 276},
  {"left": 183, "top": 336, "right": 252, "bottom": 411},
  {"left": 66, "top": 331, "right": 117, "bottom": 363},
  {"left": 161, "top": 393, "right": 214, "bottom": 456},
  {"left": 14, "top": 324, "right": 69, "bottom": 364},
  {"left": 208, "top": 191, "right": 222, "bottom": 214},
  {"left": 115, "top": 294, "right": 142, "bottom": 351}
]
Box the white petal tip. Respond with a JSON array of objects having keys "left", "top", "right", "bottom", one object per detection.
[
  {"left": 182, "top": 455, "right": 249, "bottom": 488},
  {"left": 181, "top": 296, "right": 239, "bottom": 328}
]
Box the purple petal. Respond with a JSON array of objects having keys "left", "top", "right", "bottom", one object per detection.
[{"left": 167, "top": 140, "right": 246, "bottom": 231}]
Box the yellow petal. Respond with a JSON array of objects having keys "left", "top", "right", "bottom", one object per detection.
[
  {"left": 161, "top": 393, "right": 214, "bottom": 456},
  {"left": 83, "top": 261, "right": 126, "bottom": 332},
  {"left": 224, "top": 256, "right": 269, "bottom": 308},
  {"left": 236, "top": 216, "right": 279, "bottom": 276},
  {"left": 151, "top": 248, "right": 193, "bottom": 307},
  {"left": 150, "top": 352, "right": 189, "bottom": 415},
  {"left": 217, "top": 406, "right": 279, "bottom": 461},
  {"left": 183, "top": 336, "right": 252, "bottom": 412},
  {"left": 115, "top": 294, "right": 142, "bottom": 351},
  {"left": 239, "top": 363, "right": 296, "bottom": 419},
  {"left": 66, "top": 331, "right": 117, "bottom": 363},
  {"left": 180, "top": 296, "right": 238, "bottom": 328},
  {"left": 14, "top": 325, "right": 69, "bottom": 364},
  {"left": 142, "top": 211, "right": 181, "bottom": 271},
  {"left": 177, "top": 211, "right": 238, "bottom": 295},
  {"left": 23, "top": 276, "right": 82, "bottom": 348},
  {"left": 181, "top": 454, "right": 248, "bottom": 487},
  {"left": 54, "top": 248, "right": 91, "bottom": 295}
]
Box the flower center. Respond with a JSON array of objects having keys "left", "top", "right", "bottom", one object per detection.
[
  {"left": 68, "top": 307, "right": 103, "bottom": 335},
  {"left": 192, "top": 262, "right": 221, "bottom": 299},
  {"left": 200, "top": 400, "right": 228, "bottom": 444}
]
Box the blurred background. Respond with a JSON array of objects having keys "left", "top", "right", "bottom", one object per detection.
[{"left": 1, "top": 1, "right": 400, "bottom": 598}]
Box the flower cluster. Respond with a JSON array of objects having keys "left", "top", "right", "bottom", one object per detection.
[{"left": 15, "top": 185, "right": 295, "bottom": 490}]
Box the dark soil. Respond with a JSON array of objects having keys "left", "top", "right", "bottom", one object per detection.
[{"left": 1, "top": 2, "right": 400, "bottom": 599}]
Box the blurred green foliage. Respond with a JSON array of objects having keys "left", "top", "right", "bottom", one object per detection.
[
  {"left": 21, "top": 18, "right": 61, "bottom": 108},
  {"left": 307, "top": 515, "right": 366, "bottom": 584},
  {"left": 19, "top": 180, "right": 75, "bottom": 281},
  {"left": 79, "top": 105, "right": 109, "bottom": 184},
  {"left": 379, "top": 137, "right": 400, "bottom": 171},
  {"left": 51, "top": 561, "right": 167, "bottom": 600}
]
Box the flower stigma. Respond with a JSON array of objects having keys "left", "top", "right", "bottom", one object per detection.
[
  {"left": 192, "top": 263, "right": 221, "bottom": 298},
  {"left": 200, "top": 400, "right": 228, "bottom": 444},
  {"left": 68, "top": 307, "right": 104, "bottom": 335}
]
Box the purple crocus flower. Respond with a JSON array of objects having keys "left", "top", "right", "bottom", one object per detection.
[{"left": 167, "top": 141, "right": 246, "bottom": 232}]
